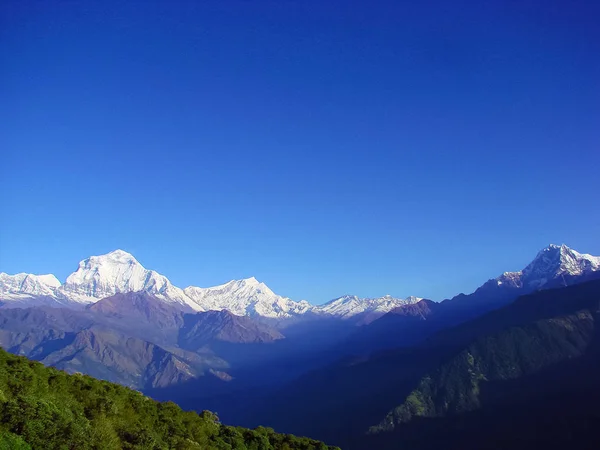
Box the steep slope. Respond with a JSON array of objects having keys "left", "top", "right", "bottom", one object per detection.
[
  {"left": 358, "top": 358, "right": 600, "bottom": 450},
  {"left": 0, "top": 305, "right": 229, "bottom": 390},
  {"left": 0, "top": 292, "right": 293, "bottom": 394},
  {"left": 179, "top": 310, "right": 284, "bottom": 351},
  {"left": 362, "top": 280, "right": 600, "bottom": 449},
  {"left": 250, "top": 280, "right": 600, "bottom": 448},
  {"left": 87, "top": 292, "right": 185, "bottom": 344},
  {"left": 40, "top": 326, "right": 228, "bottom": 389},
  {"left": 0, "top": 307, "right": 95, "bottom": 358},
  {"left": 0, "top": 348, "right": 339, "bottom": 450}
]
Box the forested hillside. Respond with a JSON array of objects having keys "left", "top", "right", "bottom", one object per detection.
[
  {"left": 0, "top": 348, "right": 338, "bottom": 450},
  {"left": 251, "top": 280, "right": 600, "bottom": 449}
]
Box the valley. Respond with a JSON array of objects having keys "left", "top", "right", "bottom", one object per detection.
[{"left": 1, "top": 244, "right": 600, "bottom": 448}]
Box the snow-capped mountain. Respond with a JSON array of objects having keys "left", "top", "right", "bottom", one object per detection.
[
  {"left": 184, "top": 277, "right": 313, "bottom": 318},
  {"left": 0, "top": 273, "right": 61, "bottom": 300},
  {"left": 2, "top": 244, "right": 598, "bottom": 319},
  {"left": 0, "top": 250, "right": 312, "bottom": 318},
  {"left": 494, "top": 244, "right": 600, "bottom": 290},
  {"left": 57, "top": 250, "right": 198, "bottom": 310},
  {"left": 317, "top": 294, "right": 423, "bottom": 319},
  {"left": 522, "top": 244, "right": 600, "bottom": 288},
  {"left": 446, "top": 244, "right": 600, "bottom": 319}
]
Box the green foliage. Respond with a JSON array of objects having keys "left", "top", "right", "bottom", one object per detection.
[
  {"left": 0, "top": 348, "right": 339, "bottom": 450},
  {"left": 0, "top": 429, "right": 31, "bottom": 450}
]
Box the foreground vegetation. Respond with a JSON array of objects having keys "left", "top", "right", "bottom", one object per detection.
[{"left": 0, "top": 348, "right": 338, "bottom": 450}]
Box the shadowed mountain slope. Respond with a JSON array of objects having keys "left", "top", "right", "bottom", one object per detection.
[{"left": 247, "top": 280, "right": 600, "bottom": 448}]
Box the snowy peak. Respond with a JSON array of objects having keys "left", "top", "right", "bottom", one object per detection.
[
  {"left": 523, "top": 244, "right": 600, "bottom": 275},
  {"left": 62, "top": 249, "right": 159, "bottom": 299},
  {"left": 36, "top": 274, "right": 62, "bottom": 288},
  {"left": 0, "top": 249, "right": 311, "bottom": 318},
  {"left": 521, "top": 244, "right": 600, "bottom": 289},
  {"left": 317, "top": 294, "right": 422, "bottom": 319},
  {"left": 184, "top": 277, "right": 312, "bottom": 318},
  {"left": 3, "top": 244, "right": 598, "bottom": 318},
  {"left": 0, "top": 272, "right": 61, "bottom": 299},
  {"left": 59, "top": 250, "right": 198, "bottom": 310},
  {"left": 492, "top": 244, "right": 600, "bottom": 291}
]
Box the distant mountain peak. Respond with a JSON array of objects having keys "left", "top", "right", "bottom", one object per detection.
[
  {"left": 460, "top": 245, "right": 600, "bottom": 312},
  {"left": 318, "top": 294, "right": 422, "bottom": 319},
  {"left": 57, "top": 250, "right": 199, "bottom": 310},
  {"left": 0, "top": 272, "right": 62, "bottom": 300},
  {"left": 79, "top": 249, "right": 139, "bottom": 266},
  {"left": 183, "top": 276, "right": 310, "bottom": 318},
  {"left": 105, "top": 248, "right": 137, "bottom": 258},
  {"left": 3, "top": 244, "right": 599, "bottom": 321},
  {"left": 0, "top": 253, "right": 309, "bottom": 318},
  {"left": 242, "top": 276, "right": 259, "bottom": 284},
  {"left": 521, "top": 244, "right": 600, "bottom": 289}
]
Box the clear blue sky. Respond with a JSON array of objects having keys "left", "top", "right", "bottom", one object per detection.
[{"left": 1, "top": 0, "right": 599, "bottom": 304}]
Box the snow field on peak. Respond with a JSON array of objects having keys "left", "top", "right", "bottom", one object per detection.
[
  {"left": 316, "top": 295, "right": 423, "bottom": 318},
  {"left": 4, "top": 244, "right": 597, "bottom": 319}
]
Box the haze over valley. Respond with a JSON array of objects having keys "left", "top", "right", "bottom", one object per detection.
[{"left": 1, "top": 244, "right": 600, "bottom": 448}]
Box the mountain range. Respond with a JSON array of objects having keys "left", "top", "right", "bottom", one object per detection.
[
  {"left": 3, "top": 244, "right": 598, "bottom": 322},
  {"left": 1, "top": 243, "right": 600, "bottom": 449},
  {"left": 0, "top": 249, "right": 419, "bottom": 320}
]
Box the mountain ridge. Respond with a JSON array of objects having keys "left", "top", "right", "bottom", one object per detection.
[
  {"left": 0, "top": 249, "right": 424, "bottom": 319},
  {"left": 2, "top": 244, "right": 599, "bottom": 321}
]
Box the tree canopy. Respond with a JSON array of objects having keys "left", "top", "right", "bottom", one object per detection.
[{"left": 0, "top": 348, "right": 338, "bottom": 450}]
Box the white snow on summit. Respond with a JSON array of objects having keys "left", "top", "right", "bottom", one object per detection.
[
  {"left": 316, "top": 294, "right": 422, "bottom": 319},
  {"left": 521, "top": 244, "right": 600, "bottom": 288},
  {"left": 0, "top": 250, "right": 311, "bottom": 317},
  {"left": 184, "top": 277, "right": 313, "bottom": 318},
  {"left": 0, "top": 272, "right": 61, "bottom": 300},
  {"left": 494, "top": 244, "right": 600, "bottom": 290},
  {"left": 57, "top": 249, "right": 199, "bottom": 310},
  {"left": 2, "top": 244, "right": 598, "bottom": 318}
]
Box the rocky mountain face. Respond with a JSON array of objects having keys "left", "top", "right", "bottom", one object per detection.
[
  {"left": 87, "top": 292, "right": 186, "bottom": 344},
  {"left": 0, "top": 291, "right": 285, "bottom": 391},
  {"left": 41, "top": 327, "right": 222, "bottom": 389},
  {"left": 180, "top": 310, "right": 284, "bottom": 352}
]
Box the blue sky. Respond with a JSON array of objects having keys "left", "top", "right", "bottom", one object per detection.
[{"left": 1, "top": 0, "right": 599, "bottom": 304}]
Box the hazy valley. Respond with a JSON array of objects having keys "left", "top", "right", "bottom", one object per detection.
[{"left": 1, "top": 244, "right": 600, "bottom": 448}]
